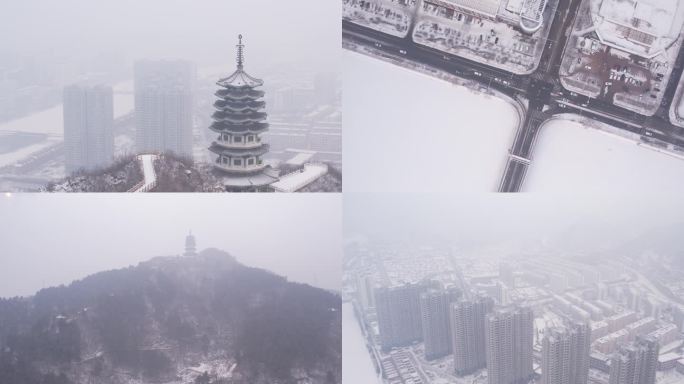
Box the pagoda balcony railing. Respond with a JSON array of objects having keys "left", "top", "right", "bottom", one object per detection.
[
  {"left": 214, "top": 100, "right": 265, "bottom": 110},
  {"left": 214, "top": 138, "right": 262, "bottom": 149},
  {"left": 213, "top": 162, "right": 267, "bottom": 174},
  {"left": 215, "top": 89, "right": 264, "bottom": 99}
]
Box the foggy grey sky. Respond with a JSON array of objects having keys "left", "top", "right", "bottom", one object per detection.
[
  {"left": 0, "top": 193, "right": 341, "bottom": 298},
  {"left": 0, "top": 0, "right": 340, "bottom": 70},
  {"left": 344, "top": 193, "right": 684, "bottom": 254}
]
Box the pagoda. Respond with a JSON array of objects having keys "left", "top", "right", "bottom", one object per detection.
[
  {"left": 183, "top": 231, "right": 197, "bottom": 257},
  {"left": 209, "top": 35, "right": 278, "bottom": 191}
]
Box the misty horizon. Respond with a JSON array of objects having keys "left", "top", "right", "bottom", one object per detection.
[
  {"left": 1, "top": 0, "right": 341, "bottom": 71},
  {"left": 0, "top": 193, "right": 342, "bottom": 297},
  {"left": 344, "top": 193, "right": 684, "bottom": 258}
]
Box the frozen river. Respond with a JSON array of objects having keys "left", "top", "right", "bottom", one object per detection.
[
  {"left": 343, "top": 50, "right": 518, "bottom": 192},
  {"left": 0, "top": 82, "right": 134, "bottom": 169},
  {"left": 342, "top": 302, "right": 380, "bottom": 384},
  {"left": 525, "top": 119, "right": 684, "bottom": 193},
  {"left": 0, "top": 85, "right": 134, "bottom": 137}
]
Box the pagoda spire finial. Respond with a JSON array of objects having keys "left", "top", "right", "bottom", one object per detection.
[{"left": 237, "top": 34, "right": 244, "bottom": 70}]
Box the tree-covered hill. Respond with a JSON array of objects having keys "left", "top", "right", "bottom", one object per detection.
[{"left": 0, "top": 249, "right": 341, "bottom": 384}]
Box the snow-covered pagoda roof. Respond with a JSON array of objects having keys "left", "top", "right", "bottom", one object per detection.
[
  {"left": 217, "top": 35, "right": 264, "bottom": 88},
  {"left": 217, "top": 69, "right": 263, "bottom": 88}
]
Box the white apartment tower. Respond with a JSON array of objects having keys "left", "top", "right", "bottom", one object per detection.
[
  {"left": 542, "top": 323, "right": 591, "bottom": 384},
  {"left": 420, "top": 288, "right": 461, "bottom": 360},
  {"left": 374, "top": 283, "right": 424, "bottom": 350},
  {"left": 451, "top": 296, "right": 495, "bottom": 375},
  {"left": 63, "top": 84, "right": 114, "bottom": 174},
  {"left": 485, "top": 305, "right": 534, "bottom": 384},
  {"left": 134, "top": 60, "right": 195, "bottom": 157},
  {"left": 609, "top": 336, "right": 659, "bottom": 384}
]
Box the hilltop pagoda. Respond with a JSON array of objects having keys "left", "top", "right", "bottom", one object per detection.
[
  {"left": 183, "top": 231, "right": 197, "bottom": 257},
  {"left": 209, "top": 35, "right": 278, "bottom": 192}
]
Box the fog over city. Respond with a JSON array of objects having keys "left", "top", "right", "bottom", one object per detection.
[
  {"left": 344, "top": 193, "right": 684, "bottom": 384},
  {"left": 0, "top": 193, "right": 342, "bottom": 298},
  {"left": 345, "top": 193, "right": 684, "bottom": 254},
  {"left": 0, "top": 0, "right": 340, "bottom": 71}
]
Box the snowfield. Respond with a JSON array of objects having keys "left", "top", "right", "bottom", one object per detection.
[
  {"left": 525, "top": 119, "right": 684, "bottom": 193},
  {"left": 343, "top": 50, "right": 518, "bottom": 193}
]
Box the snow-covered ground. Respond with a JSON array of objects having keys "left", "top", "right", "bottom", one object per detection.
[
  {"left": 343, "top": 303, "right": 380, "bottom": 384},
  {"left": 524, "top": 119, "right": 684, "bottom": 193},
  {"left": 343, "top": 51, "right": 518, "bottom": 192}
]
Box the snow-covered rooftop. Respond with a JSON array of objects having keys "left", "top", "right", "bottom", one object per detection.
[
  {"left": 271, "top": 163, "right": 328, "bottom": 192},
  {"left": 285, "top": 152, "right": 316, "bottom": 166},
  {"left": 441, "top": 0, "right": 502, "bottom": 19},
  {"left": 519, "top": 0, "right": 547, "bottom": 33},
  {"left": 591, "top": 0, "right": 684, "bottom": 58},
  {"left": 659, "top": 352, "right": 682, "bottom": 362}
]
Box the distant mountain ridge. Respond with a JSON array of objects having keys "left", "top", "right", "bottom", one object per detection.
[{"left": 0, "top": 249, "right": 341, "bottom": 384}]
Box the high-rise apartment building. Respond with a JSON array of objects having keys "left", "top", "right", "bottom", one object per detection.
[
  {"left": 356, "top": 273, "right": 375, "bottom": 311},
  {"left": 63, "top": 84, "right": 114, "bottom": 173},
  {"left": 485, "top": 305, "right": 534, "bottom": 384},
  {"left": 420, "top": 288, "right": 461, "bottom": 360},
  {"left": 609, "top": 336, "right": 659, "bottom": 384},
  {"left": 375, "top": 283, "right": 424, "bottom": 350},
  {"left": 542, "top": 323, "right": 591, "bottom": 384},
  {"left": 134, "top": 59, "right": 195, "bottom": 157},
  {"left": 451, "top": 296, "right": 495, "bottom": 375}
]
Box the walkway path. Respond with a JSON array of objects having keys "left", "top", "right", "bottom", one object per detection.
[{"left": 131, "top": 154, "right": 159, "bottom": 192}]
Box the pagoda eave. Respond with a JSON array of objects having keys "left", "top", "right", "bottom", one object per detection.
[
  {"left": 209, "top": 143, "right": 270, "bottom": 157},
  {"left": 215, "top": 89, "right": 265, "bottom": 99},
  {"left": 211, "top": 112, "right": 267, "bottom": 122},
  {"left": 214, "top": 100, "right": 265, "bottom": 110},
  {"left": 209, "top": 122, "right": 269, "bottom": 134},
  {"left": 215, "top": 166, "right": 280, "bottom": 190}
]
